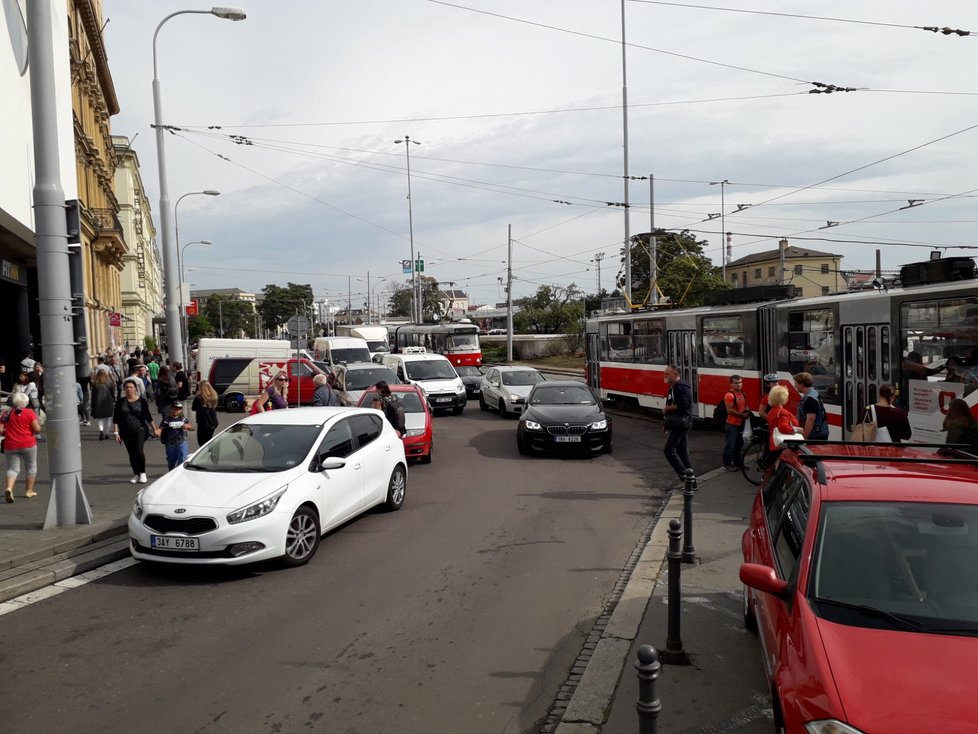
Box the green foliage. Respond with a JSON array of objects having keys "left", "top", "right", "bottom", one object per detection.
[
  {"left": 481, "top": 345, "right": 507, "bottom": 363},
  {"left": 259, "top": 283, "right": 314, "bottom": 330},
  {"left": 386, "top": 276, "right": 443, "bottom": 322},
  {"left": 204, "top": 295, "right": 255, "bottom": 338},
  {"left": 143, "top": 335, "right": 157, "bottom": 351},
  {"left": 625, "top": 230, "right": 729, "bottom": 307},
  {"left": 513, "top": 284, "right": 585, "bottom": 334},
  {"left": 188, "top": 314, "right": 214, "bottom": 342}
]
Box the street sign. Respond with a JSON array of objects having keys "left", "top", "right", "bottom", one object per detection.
[
  {"left": 185, "top": 300, "right": 199, "bottom": 316},
  {"left": 416, "top": 259, "right": 424, "bottom": 273},
  {"left": 402, "top": 259, "right": 412, "bottom": 274},
  {"left": 108, "top": 312, "right": 121, "bottom": 327},
  {"left": 287, "top": 315, "right": 311, "bottom": 335}
]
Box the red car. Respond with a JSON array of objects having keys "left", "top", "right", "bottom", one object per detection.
[
  {"left": 741, "top": 441, "right": 978, "bottom": 734},
  {"left": 357, "top": 384, "right": 433, "bottom": 464}
]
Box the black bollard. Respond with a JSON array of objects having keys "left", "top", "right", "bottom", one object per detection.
[
  {"left": 661, "top": 518, "right": 686, "bottom": 663},
  {"left": 635, "top": 644, "right": 661, "bottom": 734},
  {"left": 681, "top": 469, "right": 696, "bottom": 563}
]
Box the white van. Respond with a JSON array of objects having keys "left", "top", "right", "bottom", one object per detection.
[
  {"left": 334, "top": 325, "right": 390, "bottom": 358},
  {"left": 382, "top": 352, "right": 466, "bottom": 414},
  {"left": 312, "top": 337, "right": 371, "bottom": 369},
  {"left": 195, "top": 338, "right": 292, "bottom": 382}
]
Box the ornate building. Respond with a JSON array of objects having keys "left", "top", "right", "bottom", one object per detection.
[
  {"left": 70, "top": 0, "right": 126, "bottom": 356},
  {"left": 113, "top": 136, "right": 163, "bottom": 350}
]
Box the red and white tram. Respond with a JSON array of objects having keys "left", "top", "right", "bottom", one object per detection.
[
  {"left": 584, "top": 258, "right": 978, "bottom": 439},
  {"left": 388, "top": 321, "right": 482, "bottom": 367}
]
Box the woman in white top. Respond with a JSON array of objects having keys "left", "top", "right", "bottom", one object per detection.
[{"left": 13, "top": 371, "right": 39, "bottom": 411}]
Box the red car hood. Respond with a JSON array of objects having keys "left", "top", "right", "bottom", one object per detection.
[{"left": 816, "top": 617, "right": 978, "bottom": 733}]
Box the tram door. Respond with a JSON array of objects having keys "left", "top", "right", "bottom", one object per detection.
[
  {"left": 586, "top": 333, "right": 601, "bottom": 391},
  {"left": 668, "top": 330, "right": 698, "bottom": 415},
  {"left": 841, "top": 324, "right": 892, "bottom": 434}
]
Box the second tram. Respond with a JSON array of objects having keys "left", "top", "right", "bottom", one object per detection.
[{"left": 388, "top": 321, "right": 482, "bottom": 367}]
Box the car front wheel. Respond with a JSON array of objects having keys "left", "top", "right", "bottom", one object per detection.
[
  {"left": 385, "top": 465, "right": 406, "bottom": 510},
  {"left": 282, "top": 506, "right": 320, "bottom": 567},
  {"left": 517, "top": 432, "right": 531, "bottom": 456},
  {"left": 742, "top": 584, "right": 758, "bottom": 632},
  {"left": 479, "top": 394, "right": 488, "bottom": 411}
]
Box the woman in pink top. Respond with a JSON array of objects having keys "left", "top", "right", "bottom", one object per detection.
[{"left": 0, "top": 392, "right": 41, "bottom": 502}]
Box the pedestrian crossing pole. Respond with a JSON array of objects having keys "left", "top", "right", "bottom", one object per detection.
[{"left": 27, "top": 0, "right": 93, "bottom": 526}]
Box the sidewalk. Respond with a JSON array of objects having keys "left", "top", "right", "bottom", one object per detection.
[
  {"left": 0, "top": 422, "right": 179, "bottom": 603},
  {"left": 555, "top": 468, "right": 772, "bottom": 734}
]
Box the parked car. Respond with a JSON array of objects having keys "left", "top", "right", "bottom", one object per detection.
[
  {"left": 357, "top": 384, "right": 433, "bottom": 463},
  {"left": 332, "top": 362, "right": 401, "bottom": 407},
  {"left": 487, "top": 328, "right": 507, "bottom": 335},
  {"left": 208, "top": 357, "right": 326, "bottom": 411},
  {"left": 382, "top": 352, "right": 466, "bottom": 415},
  {"left": 128, "top": 407, "right": 408, "bottom": 567},
  {"left": 741, "top": 441, "right": 978, "bottom": 734},
  {"left": 516, "top": 381, "right": 612, "bottom": 456},
  {"left": 479, "top": 365, "right": 546, "bottom": 417},
  {"left": 455, "top": 364, "right": 487, "bottom": 399}
]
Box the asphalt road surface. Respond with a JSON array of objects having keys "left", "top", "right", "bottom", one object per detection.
[{"left": 0, "top": 407, "right": 722, "bottom": 734}]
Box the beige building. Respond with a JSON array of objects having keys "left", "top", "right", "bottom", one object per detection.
[
  {"left": 70, "top": 0, "right": 126, "bottom": 356},
  {"left": 113, "top": 136, "right": 162, "bottom": 350},
  {"left": 726, "top": 243, "right": 846, "bottom": 297}
]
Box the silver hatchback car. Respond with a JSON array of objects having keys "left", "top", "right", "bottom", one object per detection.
[{"left": 479, "top": 366, "right": 546, "bottom": 417}]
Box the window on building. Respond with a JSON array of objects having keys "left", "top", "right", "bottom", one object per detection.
[
  {"left": 822, "top": 286, "right": 830, "bottom": 295},
  {"left": 794, "top": 264, "right": 803, "bottom": 275},
  {"left": 768, "top": 266, "right": 776, "bottom": 277},
  {"left": 821, "top": 263, "right": 830, "bottom": 274},
  {"left": 742, "top": 271, "right": 748, "bottom": 285},
  {"left": 732, "top": 274, "right": 739, "bottom": 286},
  {"left": 754, "top": 268, "right": 762, "bottom": 279}
]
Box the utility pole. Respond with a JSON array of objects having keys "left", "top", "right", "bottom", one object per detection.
[
  {"left": 710, "top": 179, "right": 731, "bottom": 281},
  {"left": 593, "top": 252, "right": 605, "bottom": 295},
  {"left": 620, "top": 0, "right": 632, "bottom": 305},
  {"left": 348, "top": 275, "right": 352, "bottom": 325},
  {"left": 649, "top": 173, "right": 658, "bottom": 305},
  {"left": 366, "top": 271, "right": 371, "bottom": 324},
  {"left": 218, "top": 298, "right": 224, "bottom": 337},
  {"left": 506, "top": 225, "right": 514, "bottom": 362},
  {"left": 28, "top": 0, "right": 93, "bottom": 526},
  {"left": 416, "top": 251, "right": 423, "bottom": 323}
]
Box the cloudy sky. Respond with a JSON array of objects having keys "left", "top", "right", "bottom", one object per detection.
[{"left": 102, "top": 1, "right": 978, "bottom": 310}]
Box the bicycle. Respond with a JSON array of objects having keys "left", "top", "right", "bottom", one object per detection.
[{"left": 741, "top": 425, "right": 769, "bottom": 486}]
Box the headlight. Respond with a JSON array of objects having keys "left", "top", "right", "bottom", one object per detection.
[
  {"left": 132, "top": 492, "right": 144, "bottom": 520},
  {"left": 455, "top": 384, "right": 465, "bottom": 394},
  {"left": 405, "top": 428, "right": 425, "bottom": 436},
  {"left": 805, "top": 723, "right": 866, "bottom": 734},
  {"left": 524, "top": 420, "right": 543, "bottom": 431},
  {"left": 508, "top": 393, "right": 522, "bottom": 402},
  {"left": 227, "top": 487, "right": 286, "bottom": 525},
  {"left": 591, "top": 419, "right": 608, "bottom": 430}
]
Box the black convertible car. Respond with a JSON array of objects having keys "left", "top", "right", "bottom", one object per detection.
[{"left": 516, "top": 380, "right": 612, "bottom": 456}]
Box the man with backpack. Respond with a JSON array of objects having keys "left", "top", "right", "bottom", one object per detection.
[
  {"left": 793, "top": 371, "right": 829, "bottom": 440},
  {"left": 371, "top": 381, "right": 405, "bottom": 435}
]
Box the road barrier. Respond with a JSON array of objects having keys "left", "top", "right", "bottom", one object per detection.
[
  {"left": 635, "top": 644, "right": 661, "bottom": 733},
  {"left": 681, "top": 469, "right": 696, "bottom": 563}
]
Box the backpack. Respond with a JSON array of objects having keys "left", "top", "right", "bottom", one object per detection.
[
  {"left": 381, "top": 396, "right": 406, "bottom": 433},
  {"left": 713, "top": 399, "right": 727, "bottom": 429}
]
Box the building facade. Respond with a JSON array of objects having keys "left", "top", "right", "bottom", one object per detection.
[
  {"left": 726, "top": 243, "right": 846, "bottom": 297},
  {"left": 70, "top": 0, "right": 126, "bottom": 357},
  {"left": 113, "top": 136, "right": 162, "bottom": 350}
]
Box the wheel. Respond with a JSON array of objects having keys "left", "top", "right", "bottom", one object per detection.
[
  {"left": 603, "top": 437, "right": 613, "bottom": 454},
  {"left": 498, "top": 399, "right": 508, "bottom": 418},
  {"left": 453, "top": 405, "right": 464, "bottom": 415},
  {"left": 479, "top": 394, "right": 488, "bottom": 411},
  {"left": 517, "top": 432, "right": 531, "bottom": 456},
  {"left": 741, "top": 440, "right": 766, "bottom": 486},
  {"left": 282, "top": 506, "right": 320, "bottom": 567},
  {"left": 743, "top": 584, "right": 758, "bottom": 633},
  {"left": 420, "top": 443, "right": 432, "bottom": 464},
  {"left": 224, "top": 394, "right": 244, "bottom": 413},
  {"left": 385, "top": 465, "right": 406, "bottom": 511}
]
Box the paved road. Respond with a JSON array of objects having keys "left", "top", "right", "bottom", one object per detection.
[{"left": 0, "top": 407, "right": 722, "bottom": 734}]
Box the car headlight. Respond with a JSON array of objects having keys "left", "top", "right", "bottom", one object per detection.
[
  {"left": 508, "top": 393, "right": 522, "bottom": 402},
  {"left": 805, "top": 722, "right": 866, "bottom": 734},
  {"left": 226, "top": 487, "right": 287, "bottom": 525},
  {"left": 405, "top": 428, "right": 425, "bottom": 437},
  {"left": 455, "top": 384, "right": 466, "bottom": 394},
  {"left": 591, "top": 419, "right": 608, "bottom": 430},
  {"left": 132, "top": 492, "right": 144, "bottom": 520},
  {"left": 523, "top": 420, "right": 543, "bottom": 431}
]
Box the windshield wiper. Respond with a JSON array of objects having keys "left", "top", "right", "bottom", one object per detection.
[{"left": 814, "top": 598, "right": 924, "bottom": 631}]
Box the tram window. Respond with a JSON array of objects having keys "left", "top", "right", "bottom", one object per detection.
[
  {"left": 604, "top": 322, "right": 634, "bottom": 362},
  {"left": 868, "top": 326, "right": 877, "bottom": 381},
  {"left": 702, "top": 315, "right": 746, "bottom": 367},
  {"left": 632, "top": 319, "right": 664, "bottom": 363},
  {"left": 901, "top": 297, "right": 978, "bottom": 393},
  {"left": 788, "top": 309, "right": 836, "bottom": 401},
  {"left": 856, "top": 328, "right": 864, "bottom": 381},
  {"left": 881, "top": 326, "right": 891, "bottom": 381}
]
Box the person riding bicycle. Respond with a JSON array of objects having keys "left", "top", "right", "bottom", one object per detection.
[{"left": 758, "top": 373, "right": 780, "bottom": 422}]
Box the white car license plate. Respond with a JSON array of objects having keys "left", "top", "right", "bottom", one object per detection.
[
  {"left": 554, "top": 435, "right": 581, "bottom": 443},
  {"left": 151, "top": 535, "right": 199, "bottom": 551},
  {"left": 434, "top": 397, "right": 452, "bottom": 403}
]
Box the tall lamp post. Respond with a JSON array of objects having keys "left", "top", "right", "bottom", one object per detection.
[
  {"left": 153, "top": 6, "right": 245, "bottom": 365},
  {"left": 175, "top": 190, "right": 220, "bottom": 363},
  {"left": 709, "top": 179, "right": 730, "bottom": 280},
  {"left": 394, "top": 135, "right": 421, "bottom": 323},
  {"left": 180, "top": 239, "right": 212, "bottom": 358}
]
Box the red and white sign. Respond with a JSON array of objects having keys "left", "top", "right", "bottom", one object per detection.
[
  {"left": 108, "top": 312, "right": 122, "bottom": 327},
  {"left": 186, "top": 300, "right": 199, "bottom": 316}
]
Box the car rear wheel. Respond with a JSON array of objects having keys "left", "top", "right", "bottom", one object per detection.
[
  {"left": 498, "top": 399, "right": 508, "bottom": 418},
  {"left": 385, "top": 465, "right": 406, "bottom": 510},
  {"left": 224, "top": 394, "right": 244, "bottom": 413},
  {"left": 742, "top": 584, "right": 758, "bottom": 633},
  {"left": 282, "top": 506, "right": 320, "bottom": 567}
]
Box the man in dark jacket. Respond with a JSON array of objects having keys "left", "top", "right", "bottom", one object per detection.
[
  {"left": 311, "top": 374, "right": 340, "bottom": 406},
  {"left": 663, "top": 365, "right": 695, "bottom": 487}
]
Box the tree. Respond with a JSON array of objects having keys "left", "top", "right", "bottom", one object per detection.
[
  {"left": 204, "top": 295, "right": 255, "bottom": 338},
  {"left": 187, "top": 314, "right": 214, "bottom": 342},
  {"left": 258, "top": 283, "right": 314, "bottom": 330},
  {"left": 513, "top": 284, "right": 585, "bottom": 334},
  {"left": 387, "top": 276, "right": 443, "bottom": 322},
  {"left": 623, "top": 230, "right": 729, "bottom": 307}
]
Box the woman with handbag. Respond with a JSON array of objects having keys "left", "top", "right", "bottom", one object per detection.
[
  {"left": 113, "top": 378, "right": 160, "bottom": 484},
  {"left": 91, "top": 369, "right": 116, "bottom": 440},
  {"left": 862, "top": 384, "right": 912, "bottom": 443},
  {"left": 191, "top": 379, "right": 220, "bottom": 447},
  {"left": 766, "top": 385, "right": 800, "bottom": 467}
]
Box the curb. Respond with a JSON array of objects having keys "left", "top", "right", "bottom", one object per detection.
[{"left": 554, "top": 467, "right": 727, "bottom": 733}]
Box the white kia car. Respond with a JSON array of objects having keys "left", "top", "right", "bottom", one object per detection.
[{"left": 128, "top": 407, "right": 407, "bottom": 567}]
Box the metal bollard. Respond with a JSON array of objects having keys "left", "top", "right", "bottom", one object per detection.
[
  {"left": 635, "top": 644, "right": 661, "bottom": 734},
  {"left": 661, "top": 519, "right": 686, "bottom": 664},
  {"left": 681, "top": 469, "right": 696, "bottom": 563}
]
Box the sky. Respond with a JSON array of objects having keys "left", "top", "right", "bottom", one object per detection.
[{"left": 102, "top": 0, "right": 978, "bottom": 311}]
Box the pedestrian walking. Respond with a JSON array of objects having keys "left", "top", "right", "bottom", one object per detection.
[
  {"left": 31, "top": 362, "right": 44, "bottom": 411},
  {"left": 155, "top": 365, "right": 176, "bottom": 416},
  {"left": 91, "top": 369, "right": 116, "bottom": 439},
  {"left": 159, "top": 401, "right": 194, "bottom": 470},
  {"left": 146, "top": 357, "right": 160, "bottom": 396},
  {"left": 12, "top": 371, "right": 40, "bottom": 412},
  {"left": 0, "top": 392, "right": 41, "bottom": 503},
  {"left": 311, "top": 373, "right": 340, "bottom": 406},
  {"left": 19, "top": 350, "right": 35, "bottom": 374},
  {"left": 113, "top": 378, "right": 159, "bottom": 484},
  {"left": 371, "top": 381, "right": 405, "bottom": 433},
  {"left": 191, "top": 380, "right": 220, "bottom": 447},
  {"left": 862, "top": 384, "right": 912, "bottom": 442},
  {"left": 793, "top": 372, "right": 830, "bottom": 440},
  {"left": 662, "top": 365, "right": 694, "bottom": 487},
  {"left": 944, "top": 398, "right": 978, "bottom": 453},
  {"left": 721, "top": 374, "right": 750, "bottom": 471},
  {"left": 173, "top": 361, "right": 191, "bottom": 401}
]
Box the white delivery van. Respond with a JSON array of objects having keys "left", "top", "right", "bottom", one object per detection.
[
  {"left": 334, "top": 325, "right": 391, "bottom": 358},
  {"left": 382, "top": 352, "right": 466, "bottom": 414},
  {"left": 312, "top": 337, "right": 371, "bottom": 369},
  {"left": 195, "top": 338, "right": 292, "bottom": 382}
]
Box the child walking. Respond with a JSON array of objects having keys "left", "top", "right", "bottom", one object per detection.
[{"left": 159, "top": 401, "right": 195, "bottom": 470}]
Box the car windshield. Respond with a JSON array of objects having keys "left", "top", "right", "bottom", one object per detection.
[
  {"left": 811, "top": 501, "right": 978, "bottom": 634},
  {"left": 405, "top": 361, "right": 457, "bottom": 381},
  {"left": 530, "top": 386, "right": 595, "bottom": 405},
  {"left": 502, "top": 371, "right": 545, "bottom": 387},
  {"left": 344, "top": 368, "right": 397, "bottom": 391},
  {"left": 332, "top": 348, "right": 371, "bottom": 364},
  {"left": 366, "top": 340, "right": 389, "bottom": 353},
  {"left": 361, "top": 390, "right": 425, "bottom": 413},
  {"left": 446, "top": 333, "right": 478, "bottom": 350},
  {"left": 185, "top": 423, "right": 322, "bottom": 473},
  {"left": 455, "top": 365, "right": 483, "bottom": 377}
]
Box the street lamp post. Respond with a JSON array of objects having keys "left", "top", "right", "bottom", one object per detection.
[
  {"left": 180, "top": 239, "right": 212, "bottom": 355},
  {"left": 394, "top": 135, "right": 421, "bottom": 323},
  {"left": 175, "top": 190, "right": 220, "bottom": 363},
  {"left": 153, "top": 6, "right": 245, "bottom": 365},
  {"left": 709, "top": 179, "right": 731, "bottom": 280}
]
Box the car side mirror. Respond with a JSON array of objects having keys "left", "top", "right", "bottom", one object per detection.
[
  {"left": 316, "top": 455, "right": 346, "bottom": 472},
  {"left": 601, "top": 397, "right": 615, "bottom": 406},
  {"left": 740, "top": 563, "right": 789, "bottom": 598}
]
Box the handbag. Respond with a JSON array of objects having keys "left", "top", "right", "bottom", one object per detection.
[
  {"left": 870, "top": 404, "right": 891, "bottom": 442},
  {"left": 850, "top": 408, "right": 877, "bottom": 442},
  {"left": 664, "top": 413, "right": 693, "bottom": 431}
]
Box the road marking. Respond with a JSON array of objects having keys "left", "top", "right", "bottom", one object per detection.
[{"left": 0, "top": 557, "right": 137, "bottom": 617}]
